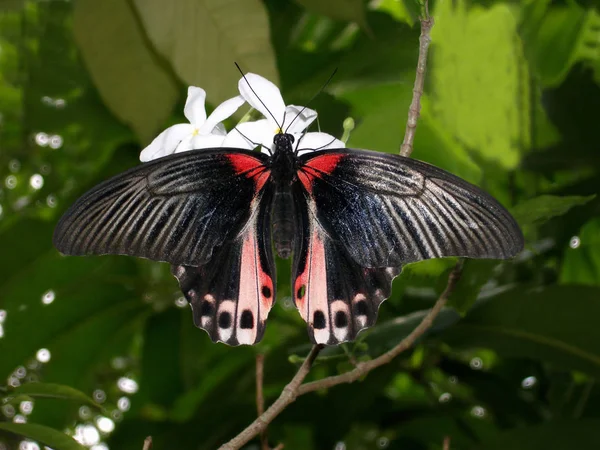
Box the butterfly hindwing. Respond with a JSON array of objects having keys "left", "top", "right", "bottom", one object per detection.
[
  {"left": 292, "top": 185, "right": 401, "bottom": 344},
  {"left": 297, "top": 149, "right": 524, "bottom": 268},
  {"left": 172, "top": 185, "right": 276, "bottom": 345}
]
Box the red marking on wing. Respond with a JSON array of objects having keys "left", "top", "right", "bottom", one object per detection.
[
  {"left": 226, "top": 154, "right": 270, "bottom": 193},
  {"left": 298, "top": 153, "right": 344, "bottom": 193}
]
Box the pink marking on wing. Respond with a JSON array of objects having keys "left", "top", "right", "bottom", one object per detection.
[
  {"left": 294, "top": 217, "right": 330, "bottom": 344},
  {"left": 226, "top": 153, "right": 270, "bottom": 193},
  {"left": 298, "top": 153, "right": 344, "bottom": 194},
  {"left": 237, "top": 217, "right": 274, "bottom": 345}
]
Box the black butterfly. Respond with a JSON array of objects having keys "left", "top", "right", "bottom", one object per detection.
[{"left": 53, "top": 132, "right": 523, "bottom": 346}]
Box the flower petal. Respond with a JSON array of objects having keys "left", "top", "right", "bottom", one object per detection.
[
  {"left": 238, "top": 73, "right": 285, "bottom": 129},
  {"left": 184, "top": 86, "right": 207, "bottom": 127},
  {"left": 139, "top": 123, "right": 193, "bottom": 162},
  {"left": 183, "top": 133, "right": 226, "bottom": 151},
  {"left": 296, "top": 132, "right": 345, "bottom": 156},
  {"left": 199, "top": 95, "right": 245, "bottom": 135},
  {"left": 222, "top": 119, "right": 273, "bottom": 152},
  {"left": 212, "top": 122, "right": 227, "bottom": 136},
  {"left": 282, "top": 105, "right": 317, "bottom": 134}
]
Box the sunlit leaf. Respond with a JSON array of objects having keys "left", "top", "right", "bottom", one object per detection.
[
  {"left": 431, "top": 0, "right": 529, "bottom": 169},
  {"left": 132, "top": 0, "right": 278, "bottom": 105},
  {"left": 0, "top": 423, "right": 86, "bottom": 450},
  {"left": 73, "top": 0, "right": 179, "bottom": 143},
  {"left": 340, "top": 84, "right": 482, "bottom": 183}
]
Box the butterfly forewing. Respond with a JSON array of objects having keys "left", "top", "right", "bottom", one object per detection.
[
  {"left": 290, "top": 148, "right": 523, "bottom": 343},
  {"left": 297, "top": 149, "right": 524, "bottom": 268},
  {"left": 53, "top": 149, "right": 270, "bottom": 267}
]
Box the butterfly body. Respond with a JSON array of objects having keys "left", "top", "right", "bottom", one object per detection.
[{"left": 54, "top": 134, "right": 524, "bottom": 346}]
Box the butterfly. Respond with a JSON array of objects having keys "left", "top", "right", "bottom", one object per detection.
[{"left": 53, "top": 131, "right": 524, "bottom": 346}]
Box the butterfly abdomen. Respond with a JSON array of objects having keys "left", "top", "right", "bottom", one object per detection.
[{"left": 271, "top": 188, "right": 296, "bottom": 259}]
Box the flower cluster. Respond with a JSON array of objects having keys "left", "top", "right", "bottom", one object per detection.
[{"left": 140, "top": 73, "right": 344, "bottom": 162}]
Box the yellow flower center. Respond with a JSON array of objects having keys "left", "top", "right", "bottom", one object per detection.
[{"left": 192, "top": 128, "right": 199, "bottom": 136}]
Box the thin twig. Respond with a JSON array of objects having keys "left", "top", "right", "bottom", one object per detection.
[
  {"left": 400, "top": 1, "right": 434, "bottom": 157},
  {"left": 443, "top": 436, "right": 451, "bottom": 450},
  {"left": 298, "top": 261, "right": 462, "bottom": 395},
  {"left": 219, "top": 345, "right": 324, "bottom": 450},
  {"left": 142, "top": 436, "right": 152, "bottom": 450},
  {"left": 255, "top": 354, "right": 269, "bottom": 450}
]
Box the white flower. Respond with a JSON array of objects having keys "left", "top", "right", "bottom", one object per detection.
[
  {"left": 140, "top": 86, "right": 244, "bottom": 162},
  {"left": 222, "top": 73, "right": 344, "bottom": 154}
]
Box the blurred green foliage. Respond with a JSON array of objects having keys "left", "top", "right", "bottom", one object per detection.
[{"left": 1, "top": 0, "right": 600, "bottom": 449}]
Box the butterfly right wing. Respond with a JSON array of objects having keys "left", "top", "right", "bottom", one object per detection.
[{"left": 53, "top": 148, "right": 271, "bottom": 267}]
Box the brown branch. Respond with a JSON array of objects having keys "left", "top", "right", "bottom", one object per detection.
[
  {"left": 255, "top": 354, "right": 269, "bottom": 450},
  {"left": 219, "top": 345, "right": 324, "bottom": 450},
  {"left": 142, "top": 436, "right": 152, "bottom": 450},
  {"left": 400, "top": 1, "right": 434, "bottom": 157},
  {"left": 443, "top": 436, "right": 451, "bottom": 450},
  {"left": 298, "top": 260, "right": 462, "bottom": 395}
]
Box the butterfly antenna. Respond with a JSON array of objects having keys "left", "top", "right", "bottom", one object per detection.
[
  {"left": 233, "top": 126, "right": 272, "bottom": 156},
  {"left": 294, "top": 129, "right": 310, "bottom": 156},
  {"left": 296, "top": 135, "right": 338, "bottom": 155},
  {"left": 284, "top": 68, "right": 338, "bottom": 134},
  {"left": 235, "top": 62, "right": 282, "bottom": 131}
]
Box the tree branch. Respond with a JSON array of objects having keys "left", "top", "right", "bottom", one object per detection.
[
  {"left": 400, "top": 1, "right": 434, "bottom": 157},
  {"left": 255, "top": 354, "right": 269, "bottom": 450},
  {"left": 142, "top": 436, "right": 152, "bottom": 450},
  {"left": 219, "top": 345, "right": 324, "bottom": 450}
]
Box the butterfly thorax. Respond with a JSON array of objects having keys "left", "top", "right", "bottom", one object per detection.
[
  {"left": 270, "top": 132, "right": 298, "bottom": 259},
  {"left": 270, "top": 133, "right": 297, "bottom": 184}
]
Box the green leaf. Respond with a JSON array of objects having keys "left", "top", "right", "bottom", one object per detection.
[
  {"left": 132, "top": 0, "right": 278, "bottom": 104},
  {"left": 340, "top": 84, "right": 482, "bottom": 184},
  {"left": 0, "top": 423, "right": 86, "bottom": 450},
  {"left": 6, "top": 383, "right": 102, "bottom": 409},
  {"left": 431, "top": 0, "right": 529, "bottom": 169},
  {"left": 511, "top": 195, "right": 595, "bottom": 229},
  {"left": 474, "top": 419, "right": 600, "bottom": 450},
  {"left": 521, "top": 1, "right": 600, "bottom": 87},
  {"left": 560, "top": 218, "right": 600, "bottom": 286},
  {"left": 444, "top": 286, "right": 600, "bottom": 378},
  {"left": 73, "top": 0, "right": 179, "bottom": 143},
  {"left": 446, "top": 260, "right": 498, "bottom": 314},
  {"left": 295, "top": 0, "right": 367, "bottom": 28}
]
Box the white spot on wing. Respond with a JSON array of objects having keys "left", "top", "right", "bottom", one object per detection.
[
  {"left": 217, "top": 300, "right": 235, "bottom": 343},
  {"left": 331, "top": 300, "right": 349, "bottom": 342}
]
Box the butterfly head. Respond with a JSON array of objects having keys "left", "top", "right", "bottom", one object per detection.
[{"left": 273, "top": 132, "right": 295, "bottom": 154}]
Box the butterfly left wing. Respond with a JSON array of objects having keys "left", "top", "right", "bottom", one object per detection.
[
  {"left": 173, "top": 185, "right": 276, "bottom": 345},
  {"left": 291, "top": 185, "right": 400, "bottom": 344},
  {"left": 292, "top": 148, "right": 524, "bottom": 344}
]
